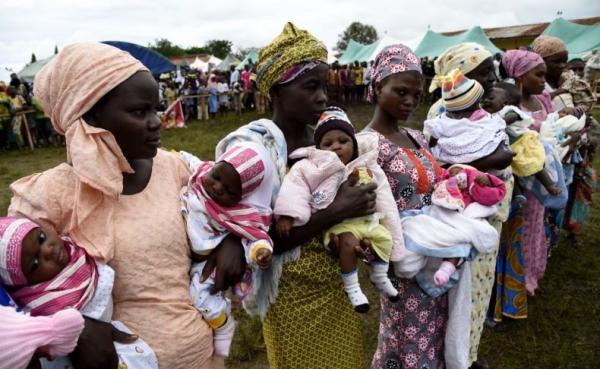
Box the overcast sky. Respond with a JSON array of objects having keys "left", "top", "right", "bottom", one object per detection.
[{"left": 1, "top": 0, "right": 598, "bottom": 82}]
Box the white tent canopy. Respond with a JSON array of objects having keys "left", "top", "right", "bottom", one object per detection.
[{"left": 190, "top": 55, "right": 223, "bottom": 72}]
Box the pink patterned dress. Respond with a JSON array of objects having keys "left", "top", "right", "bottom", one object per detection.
[{"left": 367, "top": 128, "right": 448, "bottom": 369}]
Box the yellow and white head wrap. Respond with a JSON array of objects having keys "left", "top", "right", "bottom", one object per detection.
[{"left": 430, "top": 42, "right": 492, "bottom": 92}]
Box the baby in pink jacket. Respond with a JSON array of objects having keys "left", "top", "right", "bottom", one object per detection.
[
  {"left": 430, "top": 164, "right": 506, "bottom": 286},
  {"left": 274, "top": 107, "right": 404, "bottom": 313}
]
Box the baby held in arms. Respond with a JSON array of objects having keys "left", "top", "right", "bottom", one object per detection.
[
  {"left": 180, "top": 142, "right": 274, "bottom": 357},
  {"left": 481, "top": 82, "right": 561, "bottom": 195},
  {"left": 274, "top": 107, "right": 404, "bottom": 313}
]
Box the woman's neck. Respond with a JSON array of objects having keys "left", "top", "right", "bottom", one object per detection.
[
  {"left": 122, "top": 158, "right": 154, "bottom": 195},
  {"left": 520, "top": 91, "right": 541, "bottom": 112},
  {"left": 272, "top": 113, "right": 312, "bottom": 154},
  {"left": 366, "top": 106, "right": 400, "bottom": 135},
  {"left": 547, "top": 76, "right": 559, "bottom": 89}
]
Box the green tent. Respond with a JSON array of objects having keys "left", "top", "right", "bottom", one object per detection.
[
  {"left": 17, "top": 56, "right": 54, "bottom": 83},
  {"left": 337, "top": 39, "right": 380, "bottom": 64},
  {"left": 236, "top": 49, "right": 259, "bottom": 71},
  {"left": 541, "top": 18, "right": 600, "bottom": 58},
  {"left": 215, "top": 54, "right": 241, "bottom": 71},
  {"left": 336, "top": 35, "right": 422, "bottom": 65},
  {"left": 415, "top": 26, "right": 502, "bottom": 58}
]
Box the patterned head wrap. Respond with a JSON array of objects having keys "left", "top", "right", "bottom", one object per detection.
[
  {"left": 430, "top": 43, "right": 493, "bottom": 92},
  {"left": 438, "top": 69, "right": 484, "bottom": 112},
  {"left": 217, "top": 144, "right": 266, "bottom": 198},
  {"left": 256, "top": 22, "right": 328, "bottom": 96},
  {"left": 314, "top": 107, "right": 358, "bottom": 161},
  {"left": 367, "top": 44, "right": 422, "bottom": 103},
  {"left": 502, "top": 49, "right": 545, "bottom": 78},
  {"left": 0, "top": 217, "right": 38, "bottom": 286},
  {"left": 531, "top": 35, "right": 567, "bottom": 58}
]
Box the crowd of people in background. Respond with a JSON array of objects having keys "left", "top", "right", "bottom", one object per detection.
[{"left": 2, "top": 43, "right": 598, "bottom": 153}]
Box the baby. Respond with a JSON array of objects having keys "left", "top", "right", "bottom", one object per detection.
[
  {"left": 180, "top": 142, "right": 274, "bottom": 357},
  {"left": 0, "top": 217, "right": 157, "bottom": 369},
  {"left": 400, "top": 164, "right": 505, "bottom": 297},
  {"left": 274, "top": 107, "right": 403, "bottom": 313},
  {"left": 425, "top": 69, "right": 511, "bottom": 170},
  {"left": 429, "top": 165, "right": 506, "bottom": 286},
  {"left": 481, "top": 83, "right": 562, "bottom": 196}
]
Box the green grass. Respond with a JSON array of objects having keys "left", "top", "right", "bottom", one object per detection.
[{"left": 1, "top": 104, "right": 598, "bottom": 369}]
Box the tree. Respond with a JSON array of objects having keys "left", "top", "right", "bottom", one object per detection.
[
  {"left": 31, "top": 53, "right": 37, "bottom": 63},
  {"left": 186, "top": 46, "right": 208, "bottom": 55},
  {"left": 148, "top": 38, "right": 185, "bottom": 57},
  {"left": 335, "top": 22, "right": 378, "bottom": 57},
  {"left": 203, "top": 40, "right": 233, "bottom": 59},
  {"left": 54, "top": 45, "right": 58, "bottom": 54}
]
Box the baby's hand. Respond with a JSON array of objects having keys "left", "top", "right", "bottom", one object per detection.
[
  {"left": 474, "top": 174, "right": 492, "bottom": 187},
  {"left": 547, "top": 185, "right": 562, "bottom": 196},
  {"left": 256, "top": 248, "right": 273, "bottom": 270},
  {"left": 276, "top": 216, "right": 294, "bottom": 238},
  {"left": 347, "top": 168, "right": 360, "bottom": 186},
  {"left": 504, "top": 111, "right": 520, "bottom": 125}
]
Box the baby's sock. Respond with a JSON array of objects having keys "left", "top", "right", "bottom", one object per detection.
[
  {"left": 341, "top": 269, "right": 369, "bottom": 313},
  {"left": 434, "top": 261, "right": 457, "bottom": 287},
  {"left": 370, "top": 262, "right": 399, "bottom": 301},
  {"left": 213, "top": 316, "right": 236, "bottom": 357}
]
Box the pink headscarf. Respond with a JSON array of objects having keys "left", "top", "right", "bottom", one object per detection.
[
  {"left": 367, "top": 44, "right": 422, "bottom": 103},
  {"left": 0, "top": 217, "right": 38, "bottom": 286},
  {"left": 31, "top": 42, "right": 148, "bottom": 261},
  {"left": 502, "top": 49, "right": 545, "bottom": 78},
  {"left": 10, "top": 237, "right": 98, "bottom": 316}
]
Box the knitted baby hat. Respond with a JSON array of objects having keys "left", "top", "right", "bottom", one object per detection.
[
  {"left": 0, "top": 217, "right": 38, "bottom": 286},
  {"left": 314, "top": 106, "right": 358, "bottom": 161},
  {"left": 439, "top": 69, "right": 484, "bottom": 112}
]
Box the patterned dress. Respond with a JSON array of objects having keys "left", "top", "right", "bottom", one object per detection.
[{"left": 367, "top": 128, "right": 449, "bottom": 369}]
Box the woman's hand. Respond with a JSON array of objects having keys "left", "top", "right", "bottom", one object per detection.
[
  {"left": 201, "top": 233, "right": 247, "bottom": 294},
  {"left": 328, "top": 179, "right": 377, "bottom": 220},
  {"left": 70, "top": 317, "right": 138, "bottom": 369},
  {"left": 468, "top": 143, "right": 515, "bottom": 172}
]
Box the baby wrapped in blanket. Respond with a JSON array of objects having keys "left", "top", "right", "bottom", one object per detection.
[
  {"left": 0, "top": 217, "right": 158, "bottom": 369},
  {"left": 401, "top": 164, "right": 505, "bottom": 296}
]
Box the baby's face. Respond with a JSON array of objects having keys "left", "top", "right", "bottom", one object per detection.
[
  {"left": 319, "top": 129, "right": 354, "bottom": 165},
  {"left": 481, "top": 88, "right": 507, "bottom": 114},
  {"left": 21, "top": 227, "right": 68, "bottom": 285},
  {"left": 202, "top": 161, "right": 242, "bottom": 207}
]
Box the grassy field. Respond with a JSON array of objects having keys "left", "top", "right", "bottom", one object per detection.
[{"left": 1, "top": 104, "right": 598, "bottom": 369}]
